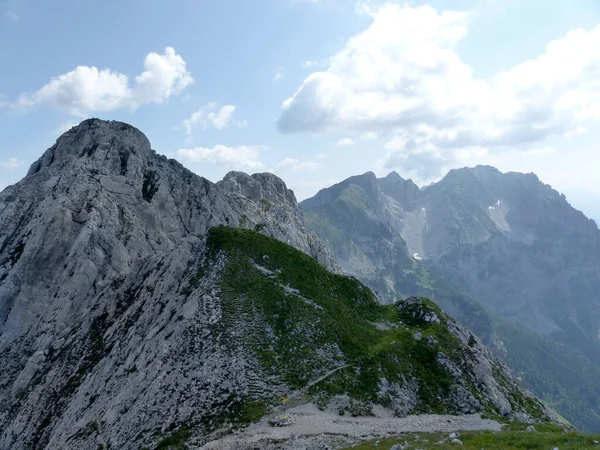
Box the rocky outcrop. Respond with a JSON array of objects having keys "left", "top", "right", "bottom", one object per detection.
[
  {"left": 216, "top": 171, "right": 340, "bottom": 272},
  {"left": 0, "top": 119, "right": 336, "bottom": 449}
]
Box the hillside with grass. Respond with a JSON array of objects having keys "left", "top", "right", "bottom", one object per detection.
[{"left": 201, "top": 227, "right": 559, "bottom": 427}]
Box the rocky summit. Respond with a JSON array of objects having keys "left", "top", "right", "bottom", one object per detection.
[
  {"left": 0, "top": 119, "right": 332, "bottom": 449},
  {"left": 0, "top": 120, "right": 561, "bottom": 449}
]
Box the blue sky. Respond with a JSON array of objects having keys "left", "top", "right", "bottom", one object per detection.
[{"left": 1, "top": 0, "right": 600, "bottom": 219}]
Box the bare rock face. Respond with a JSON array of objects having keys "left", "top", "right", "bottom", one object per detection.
[
  {"left": 216, "top": 171, "right": 340, "bottom": 272},
  {"left": 0, "top": 119, "right": 337, "bottom": 449}
]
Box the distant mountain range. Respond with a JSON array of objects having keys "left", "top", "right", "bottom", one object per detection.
[{"left": 302, "top": 167, "right": 600, "bottom": 431}]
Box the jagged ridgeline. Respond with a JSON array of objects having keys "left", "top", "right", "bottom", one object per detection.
[
  {"left": 301, "top": 169, "right": 600, "bottom": 432},
  {"left": 0, "top": 120, "right": 558, "bottom": 449}
]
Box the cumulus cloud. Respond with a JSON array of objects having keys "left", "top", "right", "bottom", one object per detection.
[
  {"left": 277, "top": 3, "right": 600, "bottom": 180},
  {"left": 14, "top": 47, "right": 193, "bottom": 116},
  {"left": 334, "top": 138, "right": 354, "bottom": 146},
  {"left": 182, "top": 103, "right": 245, "bottom": 134},
  {"left": 177, "top": 144, "right": 265, "bottom": 170}
]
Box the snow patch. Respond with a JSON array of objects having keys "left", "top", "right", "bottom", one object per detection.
[
  {"left": 486, "top": 200, "right": 511, "bottom": 233},
  {"left": 413, "top": 253, "right": 423, "bottom": 261}
]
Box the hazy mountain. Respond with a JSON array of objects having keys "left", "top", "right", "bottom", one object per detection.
[
  {"left": 302, "top": 167, "right": 600, "bottom": 431},
  {"left": 0, "top": 120, "right": 557, "bottom": 449}
]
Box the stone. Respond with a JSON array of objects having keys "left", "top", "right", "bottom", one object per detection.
[{"left": 268, "top": 415, "right": 295, "bottom": 427}]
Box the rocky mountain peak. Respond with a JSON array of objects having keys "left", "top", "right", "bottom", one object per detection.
[
  {"left": 383, "top": 170, "right": 402, "bottom": 179},
  {"left": 353, "top": 170, "right": 377, "bottom": 184},
  {"left": 27, "top": 119, "right": 152, "bottom": 178},
  {"left": 300, "top": 171, "right": 378, "bottom": 210},
  {"left": 340, "top": 171, "right": 380, "bottom": 199},
  {"left": 378, "top": 171, "right": 421, "bottom": 210},
  {"left": 469, "top": 165, "right": 502, "bottom": 176},
  {"left": 218, "top": 170, "right": 297, "bottom": 208}
]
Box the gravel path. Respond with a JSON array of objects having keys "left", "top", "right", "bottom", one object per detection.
[{"left": 199, "top": 404, "right": 502, "bottom": 450}]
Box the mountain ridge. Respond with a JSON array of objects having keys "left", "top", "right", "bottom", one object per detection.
[
  {"left": 0, "top": 119, "right": 562, "bottom": 449},
  {"left": 301, "top": 166, "right": 600, "bottom": 431}
]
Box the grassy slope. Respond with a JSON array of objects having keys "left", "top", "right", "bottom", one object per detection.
[{"left": 205, "top": 227, "right": 549, "bottom": 421}]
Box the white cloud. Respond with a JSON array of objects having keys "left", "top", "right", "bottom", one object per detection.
[
  {"left": 276, "top": 157, "right": 319, "bottom": 171},
  {"left": 177, "top": 144, "right": 265, "bottom": 170},
  {"left": 0, "top": 158, "right": 20, "bottom": 169},
  {"left": 277, "top": 4, "right": 600, "bottom": 180},
  {"left": 273, "top": 67, "right": 285, "bottom": 82},
  {"left": 53, "top": 121, "right": 79, "bottom": 136},
  {"left": 14, "top": 47, "right": 193, "bottom": 116},
  {"left": 334, "top": 137, "right": 354, "bottom": 146},
  {"left": 131, "top": 47, "right": 194, "bottom": 106},
  {"left": 5, "top": 11, "right": 18, "bottom": 20},
  {"left": 182, "top": 103, "right": 245, "bottom": 135}
]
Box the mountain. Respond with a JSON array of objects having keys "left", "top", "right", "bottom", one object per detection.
[
  {"left": 0, "top": 120, "right": 559, "bottom": 449},
  {"left": 302, "top": 167, "right": 600, "bottom": 432}
]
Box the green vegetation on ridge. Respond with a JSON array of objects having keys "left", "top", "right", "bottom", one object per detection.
[{"left": 204, "top": 227, "right": 549, "bottom": 421}]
